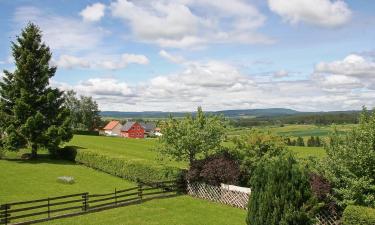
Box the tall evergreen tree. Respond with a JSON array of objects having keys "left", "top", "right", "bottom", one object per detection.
[
  {"left": 0, "top": 23, "right": 72, "bottom": 158},
  {"left": 247, "top": 153, "right": 317, "bottom": 225}
]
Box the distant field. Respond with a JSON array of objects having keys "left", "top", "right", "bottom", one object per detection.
[
  {"left": 227, "top": 124, "right": 356, "bottom": 138},
  {"left": 0, "top": 156, "right": 245, "bottom": 225}
]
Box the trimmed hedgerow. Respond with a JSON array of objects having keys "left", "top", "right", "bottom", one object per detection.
[
  {"left": 75, "top": 150, "right": 182, "bottom": 183},
  {"left": 342, "top": 205, "right": 375, "bottom": 225}
]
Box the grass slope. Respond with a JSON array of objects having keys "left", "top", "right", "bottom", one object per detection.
[
  {"left": 0, "top": 157, "right": 245, "bottom": 225},
  {"left": 68, "top": 135, "right": 186, "bottom": 168}
]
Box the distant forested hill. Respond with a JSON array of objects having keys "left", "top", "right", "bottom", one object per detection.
[{"left": 100, "top": 108, "right": 300, "bottom": 119}]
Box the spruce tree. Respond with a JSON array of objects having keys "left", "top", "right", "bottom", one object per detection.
[
  {"left": 0, "top": 23, "right": 72, "bottom": 158},
  {"left": 247, "top": 153, "right": 317, "bottom": 225}
]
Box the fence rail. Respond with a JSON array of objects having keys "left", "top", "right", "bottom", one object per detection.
[{"left": 0, "top": 180, "right": 177, "bottom": 225}]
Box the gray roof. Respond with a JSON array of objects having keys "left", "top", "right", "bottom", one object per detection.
[
  {"left": 140, "top": 122, "right": 156, "bottom": 132},
  {"left": 121, "top": 121, "right": 136, "bottom": 132}
]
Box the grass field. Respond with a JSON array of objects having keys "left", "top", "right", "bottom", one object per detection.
[
  {"left": 227, "top": 124, "right": 355, "bottom": 138},
  {"left": 0, "top": 155, "right": 246, "bottom": 225},
  {"left": 68, "top": 135, "right": 186, "bottom": 168}
]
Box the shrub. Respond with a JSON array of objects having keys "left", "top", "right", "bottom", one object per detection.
[
  {"left": 324, "top": 108, "right": 375, "bottom": 207},
  {"left": 75, "top": 150, "right": 182, "bottom": 183},
  {"left": 186, "top": 152, "right": 240, "bottom": 186},
  {"left": 309, "top": 173, "right": 338, "bottom": 214},
  {"left": 342, "top": 205, "right": 375, "bottom": 225},
  {"left": 247, "top": 153, "right": 317, "bottom": 225},
  {"left": 55, "top": 146, "right": 77, "bottom": 161},
  {"left": 231, "top": 130, "right": 287, "bottom": 186}
]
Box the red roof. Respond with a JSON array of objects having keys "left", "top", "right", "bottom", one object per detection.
[{"left": 103, "top": 121, "right": 120, "bottom": 130}]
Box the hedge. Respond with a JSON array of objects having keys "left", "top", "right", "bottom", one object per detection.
[
  {"left": 74, "top": 150, "right": 182, "bottom": 183},
  {"left": 342, "top": 205, "right": 375, "bottom": 225},
  {"left": 73, "top": 130, "right": 99, "bottom": 136}
]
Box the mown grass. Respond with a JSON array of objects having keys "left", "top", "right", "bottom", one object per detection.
[
  {"left": 68, "top": 135, "right": 187, "bottom": 168},
  {"left": 0, "top": 156, "right": 246, "bottom": 225}
]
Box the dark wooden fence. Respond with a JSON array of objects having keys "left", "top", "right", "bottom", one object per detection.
[{"left": 0, "top": 180, "right": 178, "bottom": 225}]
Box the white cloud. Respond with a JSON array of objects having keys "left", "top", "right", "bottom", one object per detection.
[
  {"left": 110, "top": 0, "right": 274, "bottom": 48},
  {"left": 268, "top": 0, "right": 351, "bottom": 27},
  {"left": 80, "top": 3, "right": 106, "bottom": 22},
  {"left": 315, "top": 54, "right": 375, "bottom": 77},
  {"left": 97, "top": 54, "right": 149, "bottom": 70},
  {"left": 159, "top": 50, "right": 185, "bottom": 63},
  {"left": 53, "top": 55, "right": 90, "bottom": 69},
  {"left": 313, "top": 54, "right": 375, "bottom": 91},
  {"left": 52, "top": 53, "right": 149, "bottom": 70},
  {"left": 273, "top": 69, "right": 289, "bottom": 78},
  {"left": 14, "top": 6, "right": 107, "bottom": 51}
]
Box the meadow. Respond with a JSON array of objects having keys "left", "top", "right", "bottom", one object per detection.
[{"left": 0, "top": 153, "right": 246, "bottom": 225}]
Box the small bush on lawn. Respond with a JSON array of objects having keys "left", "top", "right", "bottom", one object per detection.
[
  {"left": 75, "top": 150, "right": 182, "bottom": 183},
  {"left": 342, "top": 205, "right": 375, "bottom": 225},
  {"left": 247, "top": 153, "right": 317, "bottom": 225},
  {"left": 186, "top": 152, "right": 240, "bottom": 186}
]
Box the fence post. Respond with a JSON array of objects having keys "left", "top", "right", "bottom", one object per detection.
[
  {"left": 82, "top": 193, "right": 89, "bottom": 211},
  {"left": 137, "top": 179, "right": 143, "bottom": 203},
  {"left": 1, "top": 204, "right": 10, "bottom": 225},
  {"left": 47, "top": 198, "right": 50, "bottom": 218},
  {"left": 115, "top": 188, "right": 117, "bottom": 205}
]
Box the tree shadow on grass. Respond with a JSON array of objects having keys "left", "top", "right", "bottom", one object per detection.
[{"left": 3, "top": 145, "right": 86, "bottom": 165}]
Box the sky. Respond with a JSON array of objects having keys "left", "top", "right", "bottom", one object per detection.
[{"left": 0, "top": 0, "right": 375, "bottom": 112}]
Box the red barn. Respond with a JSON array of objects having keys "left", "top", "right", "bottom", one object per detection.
[{"left": 121, "top": 122, "right": 145, "bottom": 138}]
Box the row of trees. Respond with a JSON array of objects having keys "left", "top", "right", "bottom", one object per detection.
[
  {"left": 0, "top": 23, "right": 101, "bottom": 158},
  {"left": 230, "top": 112, "right": 359, "bottom": 127},
  {"left": 285, "top": 136, "right": 323, "bottom": 147}
]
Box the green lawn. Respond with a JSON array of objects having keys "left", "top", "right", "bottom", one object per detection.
[
  {"left": 68, "top": 135, "right": 186, "bottom": 168},
  {"left": 0, "top": 157, "right": 246, "bottom": 225}
]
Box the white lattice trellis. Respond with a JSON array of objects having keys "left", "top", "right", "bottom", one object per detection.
[
  {"left": 186, "top": 182, "right": 340, "bottom": 225},
  {"left": 187, "top": 182, "right": 250, "bottom": 209}
]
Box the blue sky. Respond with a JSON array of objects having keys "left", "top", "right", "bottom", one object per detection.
[{"left": 1, "top": 0, "right": 375, "bottom": 111}]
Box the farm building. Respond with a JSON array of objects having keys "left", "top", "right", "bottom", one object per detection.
[
  {"left": 140, "top": 122, "right": 156, "bottom": 136},
  {"left": 121, "top": 122, "right": 145, "bottom": 138},
  {"left": 103, "top": 120, "right": 122, "bottom": 136}
]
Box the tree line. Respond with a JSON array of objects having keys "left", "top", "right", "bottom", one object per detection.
[
  {"left": 230, "top": 112, "right": 360, "bottom": 127},
  {"left": 285, "top": 136, "right": 323, "bottom": 147}
]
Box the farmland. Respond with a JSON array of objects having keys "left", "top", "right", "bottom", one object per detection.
[{"left": 0, "top": 153, "right": 246, "bottom": 225}]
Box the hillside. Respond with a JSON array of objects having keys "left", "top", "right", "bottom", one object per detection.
[{"left": 100, "top": 108, "right": 301, "bottom": 119}]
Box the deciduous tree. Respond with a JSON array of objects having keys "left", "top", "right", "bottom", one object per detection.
[{"left": 159, "top": 107, "right": 225, "bottom": 165}]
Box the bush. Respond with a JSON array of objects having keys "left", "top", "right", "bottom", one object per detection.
[
  {"left": 231, "top": 130, "right": 287, "bottom": 186},
  {"left": 186, "top": 152, "right": 240, "bottom": 186},
  {"left": 55, "top": 146, "right": 77, "bottom": 161},
  {"left": 247, "top": 153, "right": 317, "bottom": 225},
  {"left": 75, "top": 150, "right": 182, "bottom": 183},
  {"left": 342, "top": 205, "right": 375, "bottom": 225}
]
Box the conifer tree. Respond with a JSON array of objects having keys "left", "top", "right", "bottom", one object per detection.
[
  {"left": 0, "top": 23, "right": 72, "bottom": 158},
  {"left": 247, "top": 153, "right": 317, "bottom": 225},
  {"left": 296, "top": 136, "right": 305, "bottom": 146}
]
